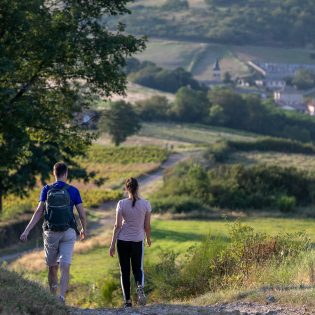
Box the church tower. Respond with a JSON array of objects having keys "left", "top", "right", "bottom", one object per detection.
[{"left": 213, "top": 58, "right": 221, "bottom": 82}]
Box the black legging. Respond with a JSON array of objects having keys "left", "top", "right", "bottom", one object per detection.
[{"left": 117, "top": 239, "right": 144, "bottom": 301}]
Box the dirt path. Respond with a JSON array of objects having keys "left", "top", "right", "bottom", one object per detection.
[{"left": 72, "top": 302, "right": 312, "bottom": 315}]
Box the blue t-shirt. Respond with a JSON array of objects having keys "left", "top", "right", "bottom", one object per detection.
[{"left": 39, "top": 180, "right": 83, "bottom": 213}]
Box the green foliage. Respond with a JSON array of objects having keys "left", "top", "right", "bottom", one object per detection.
[
  {"left": 173, "top": 87, "right": 210, "bottom": 122},
  {"left": 135, "top": 96, "right": 173, "bottom": 121},
  {"left": 156, "top": 161, "right": 315, "bottom": 211},
  {"left": 206, "top": 137, "right": 315, "bottom": 163},
  {"left": 85, "top": 145, "right": 168, "bottom": 164},
  {"left": 276, "top": 195, "right": 296, "bottom": 212},
  {"left": 147, "top": 222, "right": 311, "bottom": 300},
  {"left": 151, "top": 195, "right": 205, "bottom": 214},
  {"left": 116, "top": 0, "right": 315, "bottom": 47},
  {"left": 208, "top": 88, "right": 315, "bottom": 142},
  {"left": 0, "top": 267, "right": 68, "bottom": 314},
  {"left": 0, "top": 0, "right": 145, "bottom": 211},
  {"left": 128, "top": 60, "right": 203, "bottom": 93},
  {"left": 98, "top": 101, "right": 141, "bottom": 146},
  {"left": 161, "top": 0, "right": 189, "bottom": 11},
  {"left": 292, "top": 69, "right": 315, "bottom": 90}
]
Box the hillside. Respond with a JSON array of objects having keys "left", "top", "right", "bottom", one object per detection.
[
  {"left": 108, "top": 0, "right": 315, "bottom": 48},
  {"left": 0, "top": 268, "right": 67, "bottom": 315}
]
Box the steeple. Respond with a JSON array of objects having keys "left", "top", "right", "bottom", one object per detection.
[
  {"left": 213, "top": 59, "right": 221, "bottom": 71},
  {"left": 212, "top": 58, "right": 221, "bottom": 81}
]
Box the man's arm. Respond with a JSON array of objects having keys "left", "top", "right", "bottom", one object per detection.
[
  {"left": 75, "top": 203, "right": 87, "bottom": 240},
  {"left": 109, "top": 211, "right": 123, "bottom": 257},
  {"left": 20, "top": 202, "right": 45, "bottom": 241},
  {"left": 144, "top": 212, "right": 151, "bottom": 247}
]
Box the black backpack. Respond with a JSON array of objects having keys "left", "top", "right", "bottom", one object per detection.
[{"left": 44, "top": 184, "right": 74, "bottom": 232}]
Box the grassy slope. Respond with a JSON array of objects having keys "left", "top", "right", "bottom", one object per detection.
[
  {"left": 0, "top": 268, "right": 68, "bottom": 315},
  {"left": 138, "top": 122, "right": 258, "bottom": 144}
]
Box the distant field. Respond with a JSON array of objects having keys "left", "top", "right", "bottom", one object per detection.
[
  {"left": 131, "top": 0, "right": 207, "bottom": 9},
  {"left": 136, "top": 38, "right": 315, "bottom": 81},
  {"left": 227, "top": 151, "right": 315, "bottom": 173},
  {"left": 107, "top": 83, "right": 175, "bottom": 106},
  {"left": 138, "top": 122, "right": 258, "bottom": 144}
]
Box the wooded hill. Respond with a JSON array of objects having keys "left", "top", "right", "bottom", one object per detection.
[{"left": 110, "top": 0, "right": 315, "bottom": 48}]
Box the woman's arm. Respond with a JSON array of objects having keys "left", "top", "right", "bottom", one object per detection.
[
  {"left": 20, "top": 202, "right": 45, "bottom": 241},
  {"left": 144, "top": 211, "right": 151, "bottom": 246},
  {"left": 109, "top": 210, "right": 123, "bottom": 257}
]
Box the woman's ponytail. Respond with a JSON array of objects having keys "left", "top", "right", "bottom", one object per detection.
[{"left": 125, "top": 177, "right": 139, "bottom": 207}]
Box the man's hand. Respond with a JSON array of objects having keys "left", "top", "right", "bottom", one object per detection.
[
  {"left": 109, "top": 244, "right": 115, "bottom": 257},
  {"left": 20, "top": 230, "right": 29, "bottom": 242},
  {"left": 80, "top": 229, "right": 87, "bottom": 241}
]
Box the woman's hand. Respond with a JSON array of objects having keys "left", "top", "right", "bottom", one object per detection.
[
  {"left": 20, "top": 230, "right": 29, "bottom": 242},
  {"left": 146, "top": 238, "right": 152, "bottom": 247},
  {"left": 109, "top": 244, "right": 116, "bottom": 257}
]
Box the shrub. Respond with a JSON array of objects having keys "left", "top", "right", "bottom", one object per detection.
[
  {"left": 276, "top": 195, "right": 296, "bottom": 212},
  {"left": 156, "top": 161, "right": 315, "bottom": 212},
  {"left": 135, "top": 96, "right": 173, "bottom": 122},
  {"left": 146, "top": 222, "right": 311, "bottom": 300},
  {"left": 151, "top": 195, "right": 205, "bottom": 213}
]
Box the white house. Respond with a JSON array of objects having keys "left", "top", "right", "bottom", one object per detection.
[{"left": 274, "top": 86, "right": 304, "bottom": 109}]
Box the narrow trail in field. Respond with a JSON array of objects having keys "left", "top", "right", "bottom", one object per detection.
[
  {"left": 0, "top": 150, "right": 195, "bottom": 264},
  {"left": 72, "top": 301, "right": 311, "bottom": 315}
]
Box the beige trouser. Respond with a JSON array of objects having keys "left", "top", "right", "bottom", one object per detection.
[{"left": 43, "top": 228, "right": 76, "bottom": 266}]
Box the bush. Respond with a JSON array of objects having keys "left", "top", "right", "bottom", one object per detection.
[
  {"left": 128, "top": 61, "right": 203, "bottom": 93},
  {"left": 151, "top": 195, "right": 205, "bottom": 213},
  {"left": 135, "top": 96, "right": 173, "bottom": 121},
  {"left": 229, "top": 137, "right": 315, "bottom": 155},
  {"left": 147, "top": 222, "right": 310, "bottom": 300},
  {"left": 276, "top": 195, "right": 296, "bottom": 212},
  {"left": 156, "top": 161, "right": 315, "bottom": 212}
]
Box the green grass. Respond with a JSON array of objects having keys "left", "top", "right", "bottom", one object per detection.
[
  {"left": 14, "top": 217, "right": 315, "bottom": 307},
  {"left": 138, "top": 122, "right": 258, "bottom": 144},
  {"left": 228, "top": 151, "right": 315, "bottom": 173}
]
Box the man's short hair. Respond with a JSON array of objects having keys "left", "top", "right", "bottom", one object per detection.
[{"left": 53, "top": 162, "right": 68, "bottom": 178}]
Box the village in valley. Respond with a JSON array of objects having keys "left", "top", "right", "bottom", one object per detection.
[{"left": 210, "top": 57, "right": 315, "bottom": 116}]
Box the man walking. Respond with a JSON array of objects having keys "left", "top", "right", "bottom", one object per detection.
[{"left": 20, "top": 162, "right": 87, "bottom": 304}]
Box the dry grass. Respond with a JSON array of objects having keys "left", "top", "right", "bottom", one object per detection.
[{"left": 107, "top": 82, "right": 175, "bottom": 105}]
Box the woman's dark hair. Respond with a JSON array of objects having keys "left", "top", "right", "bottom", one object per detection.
[{"left": 125, "top": 177, "right": 139, "bottom": 207}]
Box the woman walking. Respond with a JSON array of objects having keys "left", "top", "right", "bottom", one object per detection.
[{"left": 109, "top": 177, "right": 151, "bottom": 308}]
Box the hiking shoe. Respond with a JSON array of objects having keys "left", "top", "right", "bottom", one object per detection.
[
  {"left": 58, "top": 295, "right": 65, "bottom": 305},
  {"left": 136, "top": 284, "right": 146, "bottom": 306},
  {"left": 124, "top": 300, "right": 132, "bottom": 308}
]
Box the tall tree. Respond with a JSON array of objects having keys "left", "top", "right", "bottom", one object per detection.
[
  {"left": 99, "top": 101, "right": 141, "bottom": 146},
  {"left": 0, "top": 0, "right": 145, "bottom": 212}
]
